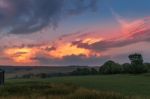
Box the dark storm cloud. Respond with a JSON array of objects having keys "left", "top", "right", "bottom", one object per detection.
[
  {"left": 0, "top": 0, "right": 98, "bottom": 34},
  {"left": 32, "top": 54, "right": 109, "bottom": 66}
]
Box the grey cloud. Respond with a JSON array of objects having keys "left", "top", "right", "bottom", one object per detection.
[
  {"left": 32, "top": 54, "right": 109, "bottom": 66},
  {"left": 67, "top": 0, "right": 98, "bottom": 15},
  {"left": 0, "top": 0, "right": 65, "bottom": 34},
  {"left": 0, "top": 0, "right": 98, "bottom": 34}
]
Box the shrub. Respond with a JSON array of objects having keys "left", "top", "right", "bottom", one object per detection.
[
  {"left": 99, "top": 60, "right": 123, "bottom": 74},
  {"left": 144, "top": 63, "right": 150, "bottom": 71},
  {"left": 71, "top": 68, "right": 91, "bottom": 75},
  {"left": 122, "top": 63, "right": 132, "bottom": 73},
  {"left": 90, "top": 68, "right": 98, "bottom": 75}
]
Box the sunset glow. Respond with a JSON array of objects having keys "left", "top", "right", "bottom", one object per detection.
[
  {"left": 0, "top": 0, "right": 149, "bottom": 66},
  {"left": 48, "top": 44, "right": 90, "bottom": 58},
  {"left": 82, "top": 38, "right": 104, "bottom": 45},
  {"left": 4, "top": 48, "right": 37, "bottom": 63}
]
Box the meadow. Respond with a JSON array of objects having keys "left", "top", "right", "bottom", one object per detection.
[{"left": 1, "top": 74, "right": 150, "bottom": 99}]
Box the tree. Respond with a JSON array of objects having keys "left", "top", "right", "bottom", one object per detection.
[
  {"left": 99, "top": 60, "right": 122, "bottom": 74},
  {"left": 71, "top": 68, "right": 91, "bottom": 75},
  {"left": 144, "top": 63, "right": 150, "bottom": 71},
  {"left": 81, "top": 68, "right": 91, "bottom": 75},
  {"left": 129, "top": 53, "right": 143, "bottom": 65},
  {"left": 128, "top": 53, "right": 148, "bottom": 74},
  {"left": 122, "top": 63, "right": 132, "bottom": 73},
  {"left": 90, "top": 68, "right": 98, "bottom": 75}
]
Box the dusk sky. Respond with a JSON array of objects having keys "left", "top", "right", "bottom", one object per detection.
[{"left": 0, "top": 0, "right": 150, "bottom": 66}]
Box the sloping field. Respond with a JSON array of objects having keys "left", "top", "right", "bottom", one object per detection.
[{"left": 7, "top": 74, "right": 150, "bottom": 97}]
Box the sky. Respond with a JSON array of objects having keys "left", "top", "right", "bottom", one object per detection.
[{"left": 0, "top": 0, "right": 150, "bottom": 66}]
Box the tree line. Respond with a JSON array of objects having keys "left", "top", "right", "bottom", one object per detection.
[
  {"left": 71, "top": 53, "right": 150, "bottom": 75},
  {"left": 18, "top": 53, "right": 150, "bottom": 79}
]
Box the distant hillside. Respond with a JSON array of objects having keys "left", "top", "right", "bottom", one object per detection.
[{"left": 0, "top": 66, "right": 93, "bottom": 79}]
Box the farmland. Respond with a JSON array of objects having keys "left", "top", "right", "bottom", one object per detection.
[{"left": 2, "top": 74, "right": 150, "bottom": 99}]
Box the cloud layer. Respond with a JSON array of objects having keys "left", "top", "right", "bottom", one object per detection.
[
  {"left": 0, "top": 0, "right": 98, "bottom": 34},
  {"left": 0, "top": 2, "right": 150, "bottom": 66},
  {"left": 72, "top": 17, "right": 150, "bottom": 52},
  {"left": 3, "top": 16, "right": 150, "bottom": 66}
]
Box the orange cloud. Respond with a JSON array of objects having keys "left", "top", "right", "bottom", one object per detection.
[
  {"left": 46, "top": 36, "right": 104, "bottom": 58},
  {"left": 82, "top": 38, "right": 103, "bottom": 45},
  {"left": 4, "top": 47, "right": 38, "bottom": 63},
  {"left": 3, "top": 36, "right": 103, "bottom": 64},
  {"left": 3, "top": 16, "right": 150, "bottom": 65},
  {"left": 47, "top": 43, "right": 91, "bottom": 58}
]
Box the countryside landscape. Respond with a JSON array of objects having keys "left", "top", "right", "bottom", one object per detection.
[
  {"left": 0, "top": 53, "right": 150, "bottom": 99},
  {"left": 0, "top": 0, "right": 150, "bottom": 99}
]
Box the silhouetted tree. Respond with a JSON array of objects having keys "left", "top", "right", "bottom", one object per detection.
[
  {"left": 71, "top": 68, "right": 91, "bottom": 75},
  {"left": 90, "top": 68, "right": 98, "bottom": 75},
  {"left": 81, "top": 68, "right": 91, "bottom": 75},
  {"left": 128, "top": 53, "right": 148, "bottom": 74},
  {"left": 144, "top": 63, "right": 150, "bottom": 71},
  {"left": 129, "top": 53, "right": 143, "bottom": 65},
  {"left": 122, "top": 63, "right": 131, "bottom": 73},
  {"left": 36, "top": 73, "right": 48, "bottom": 78},
  {"left": 99, "top": 60, "right": 122, "bottom": 74}
]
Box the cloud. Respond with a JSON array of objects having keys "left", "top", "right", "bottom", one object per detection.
[
  {"left": 32, "top": 54, "right": 109, "bottom": 66},
  {"left": 72, "top": 17, "right": 150, "bottom": 52},
  {"left": 0, "top": 0, "right": 98, "bottom": 34},
  {"left": 2, "top": 16, "right": 150, "bottom": 65},
  {"left": 67, "top": 0, "right": 98, "bottom": 15}
]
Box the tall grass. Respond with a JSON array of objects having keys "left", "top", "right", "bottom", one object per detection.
[{"left": 0, "top": 82, "right": 148, "bottom": 99}]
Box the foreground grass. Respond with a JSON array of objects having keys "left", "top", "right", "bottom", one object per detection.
[
  {"left": 44, "top": 74, "right": 150, "bottom": 96},
  {"left": 0, "top": 82, "right": 148, "bottom": 99},
  {"left": 4, "top": 74, "right": 150, "bottom": 99},
  {"left": 8, "top": 74, "right": 150, "bottom": 96}
]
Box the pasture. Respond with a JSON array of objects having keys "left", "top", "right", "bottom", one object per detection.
[{"left": 2, "top": 74, "right": 150, "bottom": 99}]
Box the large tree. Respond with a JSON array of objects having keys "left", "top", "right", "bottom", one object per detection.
[
  {"left": 129, "top": 53, "right": 143, "bottom": 65},
  {"left": 99, "top": 60, "right": 122, "bottom": 74},
  {"left": 128, "top": 53, "right": 148, "bottom": 74}
]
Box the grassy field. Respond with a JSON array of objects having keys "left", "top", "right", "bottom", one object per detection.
[
  {"left": 4, "top": 74, "right": 150, "bottom": 99},
  {"left": 46, "top": 74, "right": 150, "bottom": 96},
  {"left": 0, "top": 82, "right": 133, "bottom": 99}
]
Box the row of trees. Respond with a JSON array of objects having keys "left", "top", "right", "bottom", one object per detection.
[
  {"left": 71, "top": 68, "right": 98, "bottom": 75},
  {"left": 18, "top": 53, "right": 150, "bottom": 78},
  {"left": 71, "top": 53, "right": 150, "bottom": 75}
]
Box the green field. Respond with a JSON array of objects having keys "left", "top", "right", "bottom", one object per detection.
[
  {"left": 45, "top": 74, "right": 150, "bottom": 96},
  {"left": 5, "top": 74, "right": 150, "bottom": 98}
]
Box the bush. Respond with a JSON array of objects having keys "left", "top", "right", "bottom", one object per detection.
[
  {"left": 99, "top": 60, "right": 123, "bottom": 74},
  {"left": 144, "top": 63, "right": 150, "bottom": 71},
  {"left": 122, "top": 63, "right": 148, "bottom": 74},
  {"left": 71, "top": 68, "right": 91, "bottom": 75},
  {"left": 122, "top": 63, "right": 132, "bottom": 73},
  {"left": 90, "top": 68, "right": 98, "bottom": 75},
  {"left": 128, "top": 64, "right": 148, "bottom": 74}
]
